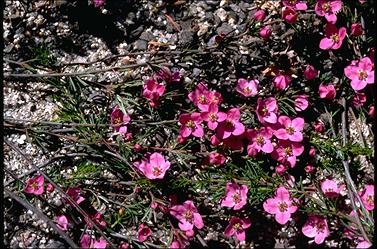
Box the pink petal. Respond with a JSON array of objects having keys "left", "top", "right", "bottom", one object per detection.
[
  {"left": 302, "top": 224, "right": 317, "bottom": 238},
  {"left": 314, "top": 232, "right": 327, "bottom": 244},
  {"left": 180, "top": 127, "right": 191, "bottom": 138},
  {"left": 264, "top": 112, "right": 277, "bottom": 124},
  {"left": 351, "top": 79, "right": 368, "bottom": 91},
  {"left": 232, "top": 122, "right": 245, "bottom": 136},
  {"left": 235, "top": 230, "right": 246, "bottom": 242},
  {"left": 217, "top": 112, "right": 228, "bottom": 122},
  {"left": 292, "top": 142, "right": 304, "bottom": 156},
  {"left": 207, "top": 121, "right": 218, "bottom": 130},
  {"left": 263, "top": 198, "right": 279, "bottom": 214},
  {"left": 291, "top": 117, "right": 305, "bottom": 130},
  {"left": 325, "top": 13, "right": 337, "bottom": 24},
  {"left": 227, "top": 108, "right": 241, "bottom": 121},
  {"left": 319, "top": 38, "right": 334, "bottom": 50},
  {"left": 289, "top": 132, "right": 303, "bottom": 142},
  {"left": 275, "top": 129, "right": 289, "bottom": 140},
  {"left": 193, "top": 213, "right": 204, "bottom": 229},
  {"left": 224, "top": 225, "right": 235, "bottom": 237},
  {"left": 276, "top": 187, "right": 290, "bottom": 201},
  {"left": 221, "top": 198, "right": 235, "bottom": 208},
  {"left": 192, "top": 126, "right": 204, "bottom": 138},
  {"left": 179, "top": 220, "right": 194, "bottom": 231},
  {"left": 275, "top": 211, "right": 290, "bottom": 225},
  {"left": 261, "top": 141, "right": 274, "bottom": 153}
]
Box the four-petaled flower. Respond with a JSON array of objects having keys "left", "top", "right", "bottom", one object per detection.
[
  {"left": 359, "top": 185, "right": 374, "bottom": 211},
  {"left": 216, "top": 108, "right": 245, "bottom": 139},
  {"left": 344, "top": 57, "right": 374, "bottom": 91},
  {"left": 321, "top": 179, "right": 341, "bottom": 198},
  {"left": 247, "top": 127, "right": 274, "bottom": 156},
  {"left": 256, "top": 97, "right": 278, "bottom": 124},
  {"left": 236, "top": 78, "right": 258, "bottom": 97},
  {"left": 224, "top": 217, "right": 251, "bottom": 242},
  {"left": 56, "top": 215, "right": 69, "bottom": 231},
  {"left": 201, "top": 104, "right": 227, "bottom": 130},
  {"left": 319, "top": 83, "right": 336, "bottom": 99},
  {"left": 263, "top": 186, "right": 298, "bottom": 225},
  {"left": 274, "top": 116, "right": 305, "bottom": 142},
  {"left": 315, "top": 0, "right": 343, "bottom": 24},
  {"left": 110, "top": 106, "right": 131, "bottom": 135},
  {"left": 138, "top": 224, "right": 152, "bottom": 242},
  {"left": 24, "top": 175, "right": 44, "bottom": 195},
  {"left": 319, "top": 23, "right": 346, "bottom": 50},
  {"left": 221, "top": 182, "right": 248, "bottom": 210},
  {"left": 170, "top": 200, "right": 204, "bottom": 231},
  {"left": 142, "top": 78, "right": 166, "bottom": 107},
  {"left": 274, "top": 74, "right": 292, "bottom": 90},
  {"left": 294, "top": 95, "right": 309, "bottom": 112},
  {"left": 271, "top": 140, "right": 304, "bottom": 168},
  {"left": 179, "top": 113, "right": 204, "bottom": 138},
  {"left": 302, "top": 215, "right": 330, "bottom": 244},
  {"left": 282, "top": 0, "right": 308, "bottom": 10},
  {"left": 134, "top": 152, "right": 171, "bottom": 180}
]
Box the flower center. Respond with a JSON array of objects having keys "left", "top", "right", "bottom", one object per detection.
[
  {"left": 32, "top": 182, "right": 38, "bottom": 190},
  {"left": 367, "top": 195, "right": 374, "bottom": 205},
  {"left": 331, "top": 34, "right": 340, "bottom": 43},
  {"left": 284, "top": 147, "right": 293, "bottom": 157},
  {"left": 225, "top": 120, "right": 234, "bottom": 129},
  {"left": 261, "top": 107, "right": 268, "bottom": 116},
  {"left": 278, "top": 201, "right": 288, "bottom": 212},
  {"left": 244, "top": 87, "right": 252, "bottom": 94},
  {"left": 152, "top": 167, "right": 162, "bottom": 176},
  {"left": 232, "top": 193, "right": 241, "bottom": 203},
  {"left": 198, "top": 95, "right": 208, "bottom": 104},
  {"left": 256, "top": 135, "right": 265, "bottom": 145},
  {"left": 209, "top": 113, "right": 217, "bottom": 122},
  {"left": 358, "top": 70, "right": 368, "bottom": 81},
  {"left": 286, "top": 126, "right": 295, "bottom": 135},
  {"left": 315, "top": 221, "right": 326, "bottom": 232},
  {"left": 114, "top": 117, "right": 122, "bottom": 125},
  {"left": 211, "top": 95, "right": 219, "bottom": 103},
  {"left": 233, "top": 222, "right": 241, "bottom": 230},
  {"left": 287, "top": 0, "right": 296, "bottom": 5},
  {"left": 326, "top": 188, "right": 333, "bottom": 193},
  {"left": 184, "top": 210, "right": 193, "bottom": 222},
  {"left": 186, "top": 120, "right": 195, "bottom": 129},
  {"left": 322, "top": 3, "right": 331, "bottom": 12}
]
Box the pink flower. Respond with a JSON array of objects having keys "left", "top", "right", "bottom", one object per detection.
[
  {"left": 274, "top": 116, "right": 305, "bottom": 142},
  {"left": 134, "top": 152, "right": 171, "bottom": 180},
  {"left": 274, "top": 74, "right": 292, "bottom": 90},
  {"left": 170, "top": 200, "right": 204, "bottom": 231},
  {"left": 305, "top": 164, "right": 315, "bottom": 173},
  {"left": 46, "top": 183, "right": 54, "bottom": 193},
  {"left": 155, "top": 67, "right": 181, "bottom": 84},
  {"left": 357, "top": 241, "right": 372, "bottom": 248},
  {"left": 223, "top": 134, "right": 245, "bottom": 152},
  {"left": 283, "top": 0, "right": 308, "bottom": 10},
  {"left": 304, "top": 65, "right": 318, "bottom": 80},
  {"left": 208, "top": 152, "right": 226, "bottom": 166},
  {"left": 80, "top": 234, "right": 107, "bottom": 249},
  {"left": 142, "top": 78, "right": 166, "bottom": 107},
  {"left": 294, "top": 95, "right": 309, "bottom": 112},
  {"left": 344, "top": 57, "right": 374, "bottom": 91},
  {"left": 56, "top": 215, "right": 68, "bottom": 231},
  {"left": 282, "top": 7, "right": 298, "bottom": 24},
  {"left": 321, "top": 179, "right": 341, "bottom": 198},
  {"left": 92, "top": 238, "right": 107, "bottom": 249},
  {"left": 224, "top": 217, "right": 251, "bottom": 242},
  {"left": 247, "top": 127, "right": 274, "bottom": 156},
  {"left": 319, "top": 83, "right": 336, "bottom": 99},
  {"left": 271, "top": 140, "right": 304, "bottom": 168},
  {"left": 368, "top": 105, "right": 375, "bottom": 118},
  {"left": 315, "top": 0, "right": 343, "bottom": 24},
  {"left": 201, "top": 104, "right": 227, "bottom": 130},
  {"left": 319, "top": 23, "right": 346, "bottom": 50},
  {"left": 111, "top": 106, "right": 131, "bottom": 135},
  {"left": 24, "top": 175, "right": 44, "bottom": 195},
  {"left": 65, "top": 187, "right": 85, "bottom": 205},
  {"left": 309, "top": 146, "right": 316, "bottom": 157},
  {"left": 359, "top": 185, "right": 374, "bottom": 211},
  {"left": 236, "top": 78, "right": 258, "bottom": 97},
  {"left": 80, "top": 234, "right": 91, "bottom": 248},
  {"left": 275, "top": 164, "right": 287, "bottom": 175},
  {"left": 263, "top": 186, "right": 298, "bottom": 225},
  {"left": 359, "top": 0, "right": 366, "bottom": 4},
  {"left": 260, "top": 26, "right": 272, "bottom": 39},
  {"left": 179, "top": 113, "right": 204, "bottom": 138},
  {"left": 216, "top": 108, "right": 245, "bottom": 139},
  {"left": 138, "top": 224, "right": 152, "bottom": 242},
  {"left": 352, "top": 92, "right": 367, "bottom": 108},
  {"left": 220, "top": 183, "right": 248, "bottom": 210},
  {"left": 93, "top": 0, "right": 105, "bottom": 7},
  {"left": 256, "top": 97, "right": 278, "bottom": 124},
  {"left": 302, "top": 215, "right": 330, "bottom": 244},
  {"left": 119, "top": 242, "right": 129, "bottom": 249},
  {"left": 254, "top": 10, "right": 266, "bottom": 21},
  {"left": 188, "top": 82, "right": 222, "bottom": 111},
  {"left": 351, "top": 23, "right": 363, "bottom": 36},
  {"left": 314, "top": 120, "right": 325, "bottom": 133}
]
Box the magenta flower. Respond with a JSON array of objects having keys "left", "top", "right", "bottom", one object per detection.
[
  {"left": 216, "top": 108, "right": 245, "bottom": 139},
  {"left": 86, "top": 212, "right": 107, "bottom": 229},
  {"left": 80, "top": 234, "right": 107, "bottom": 249},
  {"left": 319, "top": 83, "right": 336, "bottom": 99},
  {"left": 142, "top": 78, "right": 166, "bottom": 107},
  {"left": 93, "top": 0, "right": 105, "bottom": 8},
  {"left": 256, "top": 97, "right": 278, "bottom": 124},
  {"left": 254, "top": 10, "right": 266, "bottom": 21},
  {"left": 351, "top": 23, "right": 363, "bottom": 36},
  {"left": 224, "top": 217, "right": 251, "bottom": 242},
  {"left": 260, "top": 26, "right": 272, "bottom": 39},
  {"left": 315, "top": 0, "right": 343, "bottom": 24},
  {"left": 56, "top": 215, "right": 68, "bottom": 231},
  {"left": 274, "top": 74, "right": 292, "bottom": 90},
  {"left": 236, "top": 78, "right": 258, "bottom": 97},
  {"left": 65, "top": 187, "right": 85, "bottom": 205},
  {"left": 283, "top": 0, "right": 307, "bottom": 10},
  {"left": 274, "top": 116, "right": 305, "bottom": 142},
  {"left": 111, "top": 106, "right": 131, "bottom": 135},
  {"left": 344, "top": 57, "right": 374, "bottom": 91},
  {"left": 321, "top": 179, "right": 341, "bottom": 198},
  {"left": 201, "top": 104, "right": 227, "bottom": 130},
  {"left": 319, "top": 23, "right": 346, "bottom": 50},
  {"left": 179, "top": 112, "right": 204, "bottom": 138},
  {"left": 359, "top": 185, "right": 374, "bottom": 211},
  {"left": 208, "top": 152, "right": 226, "bottom": 166},
  {"left": 263, "top": 186, "right": 298, "bottom": 225},
  {"left": 282, "top": 7, "right": 298, "bottom": 24},
  {"left": 304, "top": 65, "right": 318, "bottom": 80},
  {"left": 170, "top": 200, "right": 204, "bottom": 231},
  {"left": 352, "top": 92, "right": 367, "bottom": 108},
  {"left": 188, "top": 82, "right": 222, "bottom": 111},
  {"left": 24, "top": 175, "right": 44, "bottom": 195},
  {"left": 155, "top": 67, "right": 181, "bottom": 83},
  {"left": 271, "top": 140, "right": 304, "bottom": 168},
  {"left": 247, "top": 127, "right": 274, "bottom": 156},
  {"left": 134, "top": 152, "right": 171, "bottom": 180},
  {"left": 294, "top": 95, "right": 309, "bottom": 112},
  {"left": 46, "top": 183, "right": 54, "bottom": 193},
  {"left": 138, "top": 224, "right": 152, "bottom": 242},
  {"left": 223, "top": 134, "right": 245, "bottom": 152},
  {"left": 302, "top": 215, "right": 330, "bottom": 244},
  {"left": 221, "top": 182, "right": 248, "bottom": 210}
]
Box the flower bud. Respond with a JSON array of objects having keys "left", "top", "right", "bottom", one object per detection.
[
  {"left": 254, "top": 10, "right": 266, "bottom": 21},
  {"left": 260, "top": 26, "right": 272, "bottom": 39}
]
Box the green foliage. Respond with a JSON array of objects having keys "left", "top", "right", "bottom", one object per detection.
[{"left": 31, "top": 44, "right": 57, "bottom": 67}]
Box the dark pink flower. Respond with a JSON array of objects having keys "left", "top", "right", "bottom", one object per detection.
[
  {"left": 274, "top": 116, "right": 305, "bottom": 142},
  {"left": 254, "top": 10, "right": 266, "bottom": 21},
  {"left": 282, "top": 7, "right": 298, "bottom": 24},
  {"left": 315, "top": 0, "right": 343, "bottom": 24},
  {"left": 247, "top": 127, "right": 274, "bottom": 156},
  {"left": 80, "top": 234, "right": 107, "bottom": 249},
  {"left": 260, "top": 26, "right": 272, "bottom": 39},
  {"left": 314, "top": 120, "right": 325, "bottom": 133},
  {"left": 274, "top": 74, "right": 292, "bottom": 90},
  {"left": 236, "top": 78, "right": 258, "bottom": 97},
  {"left": 271, "top": 140, "right": 304, "bottom": 168},
  {"left": 170, "top": 200, "right": 204, "bottom": 231},
  {"left": 92, "top": 238, "right": 107, "bottom": 249},
  {"left": 142, "top": 78, "right": 165, "bottom": 107},
  {"left": 24, "top": 175, "right": 44, "bottom": 195},
  {"left": 188, "top": 82, "right": 222, "bottom": 111},
  {"left": 321, "top": 179, "right": 341, "bottom": 198},
  {"left": 351, "top": 23, "right": 363, "bottom": 36},
  {"left": 319, "top": 83, "right": 336, "bottom": 99},
  {"left": 138, "top": 224, "right": 152, "bottom": 242},
  {"left": 65, "top": 187, "right": 85, "bottom": 205},
  {"left": 208, "top": 152, "right": 226, "bottom": 166},
  {"left": 221, "top": 182, "right": 248, "bottom": 210},
  {"left": 119, "top": 242, "right": 129, "bottom": 249},
  {"left": 359, "top": 185, "right": 374, "bottom": 211},
  {"left": 359, "top": 0, "right": 366, "bottom": 4},
  {"left": 294, "top": 95, "right": 309, "bottom": 112},
  {"left": 80, "top": 234, "right": 91, "bottom": 248},
  {"left": 309, "top": 146, "right": 316, "bottom": 157},
  {"left": 352, "top": 92, "right": 367, "bottom": 108},
  {"left": 319, "top": 23, "right": 346, "bottom": 50},
  {"left": 134, "top": 152, "right": 170, "bottom": 180},
  {"left": 46, "top": 183, "right": 54, "bottom": 193},
  {"left": 368, "top": 106, "right": 375, "bottom": 118},
  {"left": 93, "top": 0, "right": 105, "bottom": 7},
  {"left": 224, "top": 217, "right": 251, "bottom": 242},
  {"left": 223, "top": 134, "right": 245, "bottom": 152},
  {"left": 263, "top": 186, "right": 298, "bottom": 225},
  {"left": 304, "top": 65, "right": 318, "bottom": 80},
  {"left": 111, "top": 106, "right": 131, "bottom": 135},
  {"left": 201, "top": 104, "right": 227, "bottom": 130},
  {"left": 275, "top": 164, "right": 287, "bottom": 175},
  {"left": 283, "top": 0, "right": 308, "bottom": 10},
  {"left": 344, "top": 57, "right": 374, "bottom": 91},
  {"left": 56, "top": 215, "right": 68, "bottom": 231},
  {"left": 305, "top": 164, "right": 315, "bottom": 173},
  {"left": 216, "top": 108, "right": 245, "bottom": 139},
  {"left": 179, "top": 113, "right": 204, "bottom": 138},
  {"left": 302, "top": 215, "right": 330, "bottom": 244},
  {"left": 155, "top": 67, "right": 181, "bottom": 83},
  {"left": 210, "top": 134, "right": 221, "bottom": 146},
  {"left": 256, "top": 97, "right": 278, "bottom": 124}
]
